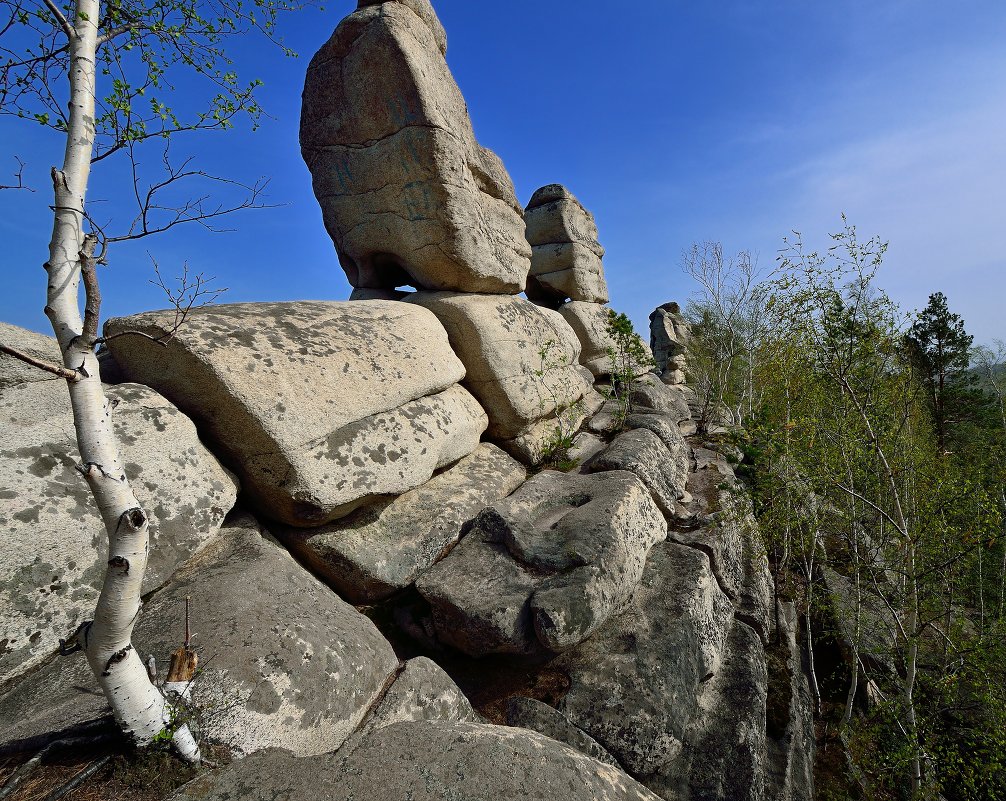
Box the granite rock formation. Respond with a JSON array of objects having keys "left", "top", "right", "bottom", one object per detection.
[
  {"left": 300, "top": 0, "right": 531, "bottom": 294},
  {"left": 524, "top": 184, "right": 608, "bottom": 306}
]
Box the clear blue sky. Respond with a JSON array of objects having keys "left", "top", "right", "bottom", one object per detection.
[{"left": 2, "top": 1, "right": 1005, "bottom": 342}]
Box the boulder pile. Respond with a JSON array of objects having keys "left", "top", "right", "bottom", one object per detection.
[{"left": 0, "top": 2, "right": 814, "bottom": 799}]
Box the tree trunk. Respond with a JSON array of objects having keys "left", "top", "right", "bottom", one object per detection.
[{"left": 45, "top": 0, "right": 197, "bottom": 761}]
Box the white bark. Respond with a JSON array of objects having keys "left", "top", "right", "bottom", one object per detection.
[{"left": 44, "top": 0, "right": 198, "bottom": 762}]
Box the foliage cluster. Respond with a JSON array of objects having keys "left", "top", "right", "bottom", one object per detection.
[{"left": 687, "top": 220, "right": 1006, "bottom": 799}]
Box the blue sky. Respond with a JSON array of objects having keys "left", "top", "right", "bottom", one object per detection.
[{"left": 2, "top": 0, "right": 1005, "bottom": 343}]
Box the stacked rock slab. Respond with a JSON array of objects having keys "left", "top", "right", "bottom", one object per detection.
[
  {"left": 650, "top": 301, "right": 690, "bottom": 384},
  {"left": 405, "top": 292, "right": 592, "bottom": 461},
  {"left": 523, "top": 183, "right": 654, "bottom": 379},
  {"left": 524, "top": 184, "right": 608, "bottom": 307},
  {"left": 300, "top": 0, "right": 531, "bottom": 294},
  {"left": 105, "top": 301, "right": 487, "bottom": 527}
]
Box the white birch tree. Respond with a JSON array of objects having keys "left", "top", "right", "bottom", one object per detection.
[{"left": 0, "top": 0, "right": 305, "bottom": 760}]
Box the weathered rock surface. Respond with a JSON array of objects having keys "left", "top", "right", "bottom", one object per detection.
[
  {"left": 277, "top": 444, "right": 525, "bottom": 603},
  {"left": 301, "top": 0, "right": 530, "bottom": 294},
  {"left": 766, "top": 604, "right": 816, "bottom": 801},
  {"left": 589, "top": 428, "right": 688, "bottom": 515},
  {"left": 168, "top": 720, "right": 663, "bottom": 801},
  {"left": 498, "top": 387, "right": 604, "bottom": 465},
  {"left": 668, "top": 620, "right": 769, "bottom": 801},
  {"left": 649, "top": 302, "right": 690, "bottom": 383},
  {"left": 0, "top": 516, "right": 399, "bottom": 757},
  {"left": 506, "top": 696, "right": 619, "bottom": 767},
  {"left": 630, "top": 372, "right": 692, "bottom": 420},
  {"left": 354, "top": 656, "right": 479, "bottom": 739},
  {"left": 563, "top": 299, "right": 655, "bottom": 378},
  {"left": 0, "top": 381, "right": 237, "bottom": 686},
  {"left": 554, "top": 541, "right": 735, "bottom": 787},
  {"left": 417, "top": 470, "right": 666, "bottom": 655},
  {"left": 406, "top": 292, "right": 590, "bottom": 440},
  {"left": 105, "top": 301, "right": 487, "bottom": 526},
  {"left": 0, "top": 322, "right": 62, "bottom": 393},
  {"left": 523, "top": 184, "right": 608, "bottom": 305}
]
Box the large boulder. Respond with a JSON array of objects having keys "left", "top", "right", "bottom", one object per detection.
[
  {"left": 0, "top": 322, "right": 62, "bottom": 393},
  {"left": 406, "top": 293, "right": 591, "bottom": 441},
  {"left": 417, "top": 470, "right": 666, "bottom": 655},
  {"left": 276, "top": 444, "right": 526, "bottom": 603},
  {"left": 523, "top": 185, "right": 608, "bottom": 305},
  {"left": 300, "top": 0, "right": 530, "bottom": 294},
  {"left": 104, "top": 301, "right": 487, "bottom": 526},
  {"left": 0, "top": 516, "right": 400, "bottom": 758},
  {"left": 0, "top": 381, "right": 237, "bottom": 686},
  {"left": 168, "top": 720, "right": 663, "bottom": 801}
]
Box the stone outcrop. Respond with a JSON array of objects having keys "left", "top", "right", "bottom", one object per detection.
[
  {"left": 168, "top": 720, "right": 662, "bottom": 801},
  {"left": 0, "top": 377, "right": 237, "bottom": 686},
  {"left": 300, "top": 0, "right": 530, "bottom": 294},
  {"left": 523, "top": 184, "right": 608, "bottom": 306},
  {"left": 105, "top": 301, "right": 486, "bottom": 526},
  {"left": 405, "top": 292, "right": 591, "bottom": 442},
  {"left": 589, "top": 427, "right": 689, "bottom": 515},
  {"left": 276, "top": 444, "right": 526, "bottom": 603},
  {"left": 417, "top": 470, "right": 666, "bottom": 655},
  {"left": 649, "top": 301, "right": 690, "bottom": 384},
  {"left": 0, "top": 516, "right": 400, "bottom": 757}
]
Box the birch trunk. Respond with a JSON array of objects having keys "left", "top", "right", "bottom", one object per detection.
[{"left": 44, "top": 0, "right": 197, "bottom": 761}]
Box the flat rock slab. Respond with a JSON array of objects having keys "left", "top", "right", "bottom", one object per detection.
[
  {"left": 168, "top": 720, "right": 662, "bottom": 801},
  {"left": 105, "top": 301, "right": 487, "bottom": 526},
  {"left": 417, "top": 470, "right": 666, "bottom": 655},
  {"left": 301, "top": 0, "right": 530, "bottom": 293},
  {"left": 0, "top": 381, "right": 237, "bottom": 686},
  {"left": 0, "top": 322, "right": 62, "bottom": 393},
  {"left": 554, "top": 541, "right": 735, "bottom": 784},
  {"left": 277, "top": 444, "right": 526, "bottom": 603},
  {"left": 0, "top": 516, "right": 399, "bottom": 757},
  {"left": 665, "top": 620, "right": 769, "bottom": 801},
  {"left": 407, "top": 293, "right": 591, "bottom": 440}
]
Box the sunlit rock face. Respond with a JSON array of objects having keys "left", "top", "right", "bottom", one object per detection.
[
  {"left": 300, "top": 0, "right": 531, "bottom": 295},
  {"left": 104, "top": 301, "right": 486, "bottom": 527},
  {"left": 523, "top": 184, "right": 609, "bottom": 307}
]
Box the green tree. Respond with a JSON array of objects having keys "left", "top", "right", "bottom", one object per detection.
[
  {"left": 0, "top": 0, "right": 305, "bottom": 761},
  {"left": 906, "top": 292, "right": 979, "bottom": 453}
]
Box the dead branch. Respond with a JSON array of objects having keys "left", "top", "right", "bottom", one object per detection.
[
  {"left": 0, "top": 156, "right": 31, "bottom": 191},
  {"left": 0, "top": 343, "right": 81, "bottom": 381}
]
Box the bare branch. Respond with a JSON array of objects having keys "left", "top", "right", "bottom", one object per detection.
[
  {"left": 0, "top": 156, "right": 32, "bottom": 191},
  {"left": 144, "top": 259, "right": 227, "bottom": 343},
  {"left": 0, "top": 343, "right": 81, "bottom": 381},
  {"left": 79, "top": 234, "right": 101, "bottom": 346},
  {"left": 42, "top": 0, "right": 74, "bottom": 40}
]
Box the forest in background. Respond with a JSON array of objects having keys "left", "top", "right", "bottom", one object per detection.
[{"left": 684, "top": 220, "right": 1006, "bottom": 800}]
